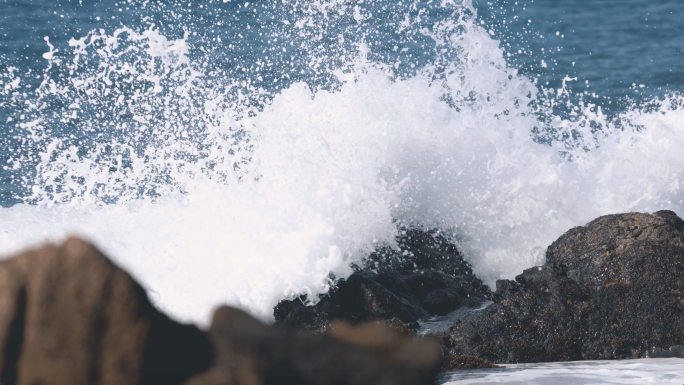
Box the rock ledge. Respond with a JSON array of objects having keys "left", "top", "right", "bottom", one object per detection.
[{"left": 444, "top": 211, "right": 684, "bottom": 363}]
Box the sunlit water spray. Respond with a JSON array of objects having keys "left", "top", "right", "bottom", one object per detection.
[{"left": 0, "top": 0, "right": 683, "bottom": 325}]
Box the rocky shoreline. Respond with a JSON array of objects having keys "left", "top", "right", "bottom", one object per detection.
[
  {"left": 276, "top": 211, "right": 684, "bottom": 366},
  {"left": 1, "top": 211, "right": 683, "bottom": 384},
  {"left": 443, "top": 210, "right": 684, "bottom": 363}
]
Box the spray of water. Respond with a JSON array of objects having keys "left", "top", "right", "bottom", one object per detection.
[{"left": 0, "top": 0, "right": 682, "bottom": 325}]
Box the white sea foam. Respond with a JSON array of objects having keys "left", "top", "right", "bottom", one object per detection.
[
  {"left": 440, "top": 358, "right": 684, "bottom": 384},
  {"left": 1, "top": 0, "right": 683, "bottom": 326}
]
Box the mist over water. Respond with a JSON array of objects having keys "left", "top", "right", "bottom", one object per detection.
[{"left": 0, "top": 0, "right": 683, "bottom": 325}]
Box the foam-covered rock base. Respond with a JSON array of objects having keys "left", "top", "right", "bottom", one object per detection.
[
  {"left": 443, "top": 211, "right": 684, "bottom": 363},
  {"left": 274, "top": 229, "right": 491, "bottom": 333}
]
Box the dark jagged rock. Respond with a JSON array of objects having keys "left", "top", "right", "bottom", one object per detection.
[
  {"left": 440, "top": 355, "right": 503, "bottom": 371},
  {"left": 0, "top": 237, "right": 213, "bottom": 385},
  {"left": 274, "top": 229, "right": 491, "bottom": 333},
  {"left": 443, "top": 210, "right": 684, "bottom": 363},
  {"left": 185, "top": 307, "right": 442, "bottom": 385}
]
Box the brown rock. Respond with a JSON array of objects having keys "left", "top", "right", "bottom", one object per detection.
[
  {"left": 0, "top": 237, "right": 213, "bottom": 385},
  {"left": 0, "top": 237, "right": 446, "bottom": 385},
  {"left": 186, "top": 306, "right": 442, "bottom": 385},
  {"left": 440, "top": 355, "right": 503, "bottom": 371},
  {"left": 327, "top": 321, "right": 442, "bottom": 378}
]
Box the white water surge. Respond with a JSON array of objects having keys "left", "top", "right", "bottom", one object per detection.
[
  {"left": 1, "top": 0, "right": 683, "bottom": 326},
  {"left": 440, "top": 358, "right": 684, "bottom": 384}
]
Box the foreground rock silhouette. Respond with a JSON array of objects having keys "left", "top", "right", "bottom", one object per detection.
[
  {"left": 0, "top": 238, "right": 213, "bottom": 385},
  {"left": 186, "top": 309, "right": 441, "bottom": 385},
  {"left": 443, "top": 211, "right": 684, "bottom": 363},
  {"left": 274, "top": 229, "right": 491, "bottom": 333},
  {"left": 0, "top": 238, "right": 442, "bottom": 385}
]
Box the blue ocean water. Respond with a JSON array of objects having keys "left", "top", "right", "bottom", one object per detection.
[
  {"left": 3, "top": 0, "right": 683, "bottom": 96},
  {"left": 0, "top": 0, "right": 683, "bottom": 332},
  {"left": 477, "top": 0, "right": 684, "bottom": 100},
  {"left": 1, "top": 0, "right": 682, "bottom": 204}
]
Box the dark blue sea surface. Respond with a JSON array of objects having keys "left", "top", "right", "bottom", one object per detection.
[
  {"left": 3, "top": 1, "right": 683, "bottom": 96},
  {"left": 476, "top": 0, "right": 684, "bottom": 101}
]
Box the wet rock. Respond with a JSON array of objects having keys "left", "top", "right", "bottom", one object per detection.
[
  {"left": 440, "top": 355, "right": 503, "bottom": 371},
  {"left": 185, "top": 307, "right": 443, "bottom": 385},
  {"left": 274, "top": 229, "right": 491, "bottom": 333},
  {"left": 0, "top": 237, "right": 213, "bottom": 385},
  {"left": 649, "top": 345, "right": 684, "bottom": 358},
  {"left": 443, "top": 211, "right": 684, "bottom": 363}
]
